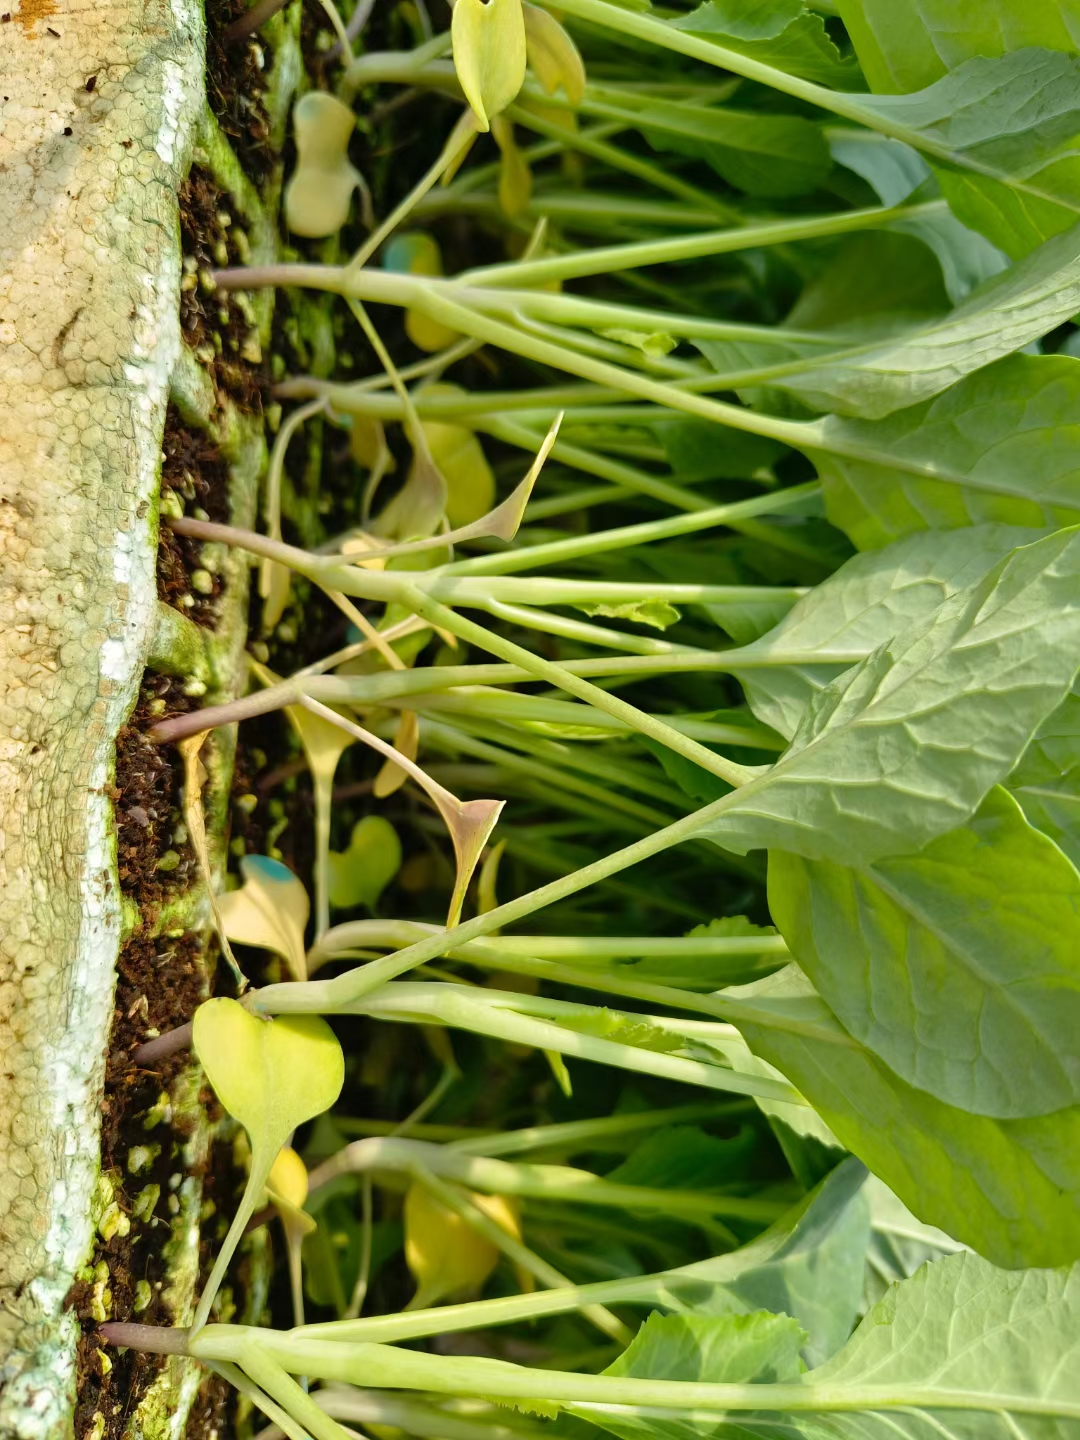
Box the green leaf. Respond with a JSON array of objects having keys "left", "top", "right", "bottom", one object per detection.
[
  {"left": 862, "top": 1173, "right": 965, "bottom": 1309},
  {"left": 630, "top": 97, "right": 831, "bottom": 197},
  {"left": 732, "top": 523, "right": 1041, "bottom": 739},
  {"left": 606, "top": 1125, "right": 758, "bottom": 1191},
  {"left": 729, "top": 966, "right": 1080, "bottom": 1267},
  {"left": 327, "top": 816, "right": 403, "bottom": 912},
  {"left": 836, "top": 0, "right": 1080, "bottom": 95},
  {"left": 606, "top": 1307, "right": 805, "bottom": 1380},
  {"left": 809, "top": 354, "right": 1080, "bottom": 548},
  {"left": 795, "top": 1249, "right": 1080, "bottom": 1436},
  {"left": 649, "top": 418, "right": 788, "bottom": 484},
  {"left": 827, "top": 136, "right": 1008, "bottom": 303},
  {"left": 857, "top": 49, "right": 1080, "bottom": 257},
  {"left": 769, "top": 786, "right": 1080, "bottom": 1119},
  {"left": 575, "top": 598, "right": 681, "bottom": 630},
  {"left": 1007, "top": 690, "right": 1080, "bottom": 867},
  {"left": 701, "top": 527, "right": 1080, "bottom": 866},
  {"left": 772, "top": 221, "right": 1080, "bottom": 418},
  {"left": 671, "top": 0, "right": 861, "bottom": 88}
]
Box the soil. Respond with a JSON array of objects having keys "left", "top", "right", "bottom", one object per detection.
[
  {"left": 159, "top": 406, "right": 232, "bottom": 628},
  {"left": 178, "top": 166, "right": 266, "bottom": 412}
]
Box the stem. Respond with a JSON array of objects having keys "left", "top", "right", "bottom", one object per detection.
[
  {"left": 394, "top": 583, "right": 759, "bottom": 784},
  {"left": 458, "top": 200, "right": 939, "bottom": 288},
  {"left": 443, "top": 483, "right": 821, "bottom": 576}
]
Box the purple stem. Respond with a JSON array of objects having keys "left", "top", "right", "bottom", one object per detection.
[
  {"left": 132, "top": 1022, "right": 193, "bottom": 1067},
  {"left": 99, "top": 1322, "right": 191, "bottom": 1355}
]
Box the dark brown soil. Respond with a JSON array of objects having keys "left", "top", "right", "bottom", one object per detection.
[
  {"left": 158, "top": 407, "right": 231, "bottom": 628},
  {"left": 205, "top": 0, "right": 275, "bottom": 184},
  {"left": 178, "top": 167, "right": 265, "bottom": 412},
  {"left": 69, "top": 935, "right": 207, "bottom": 1440}
]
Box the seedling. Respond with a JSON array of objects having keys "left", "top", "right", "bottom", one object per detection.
[
  {"left": 190, "top": 997, "right": 344, "bottom": 1331},
  {"left": 452, "top": 0, "right": 527, "bottom": 130}
]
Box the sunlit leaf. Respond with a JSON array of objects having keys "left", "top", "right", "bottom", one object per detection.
[
  {"left": 217, "top": 855, "right": 309, "bottom": 982},
  {"left": 284, "top": 93, "right": 363, "bottom": 238},
  {"left": 452, "top": 0, "right": 527, "bottom": 131}
]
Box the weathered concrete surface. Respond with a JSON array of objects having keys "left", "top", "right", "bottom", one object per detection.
[{"left": 0, "top": 2, "right": 205, "bottom": 1432}]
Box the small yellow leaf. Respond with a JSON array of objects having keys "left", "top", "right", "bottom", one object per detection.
[
  {"left": 452, "top": 0, "right": 527, "bottom": 132},
  {"left": 375, "top": 710, "right": 420, "bottom": 799},
  {"left": 522, "top": 3, "right": 586, "bottom": 104},
  {"left": 383, "top": 233, "right": 459, "bottom": 353},
  {"left": 491, "top": 115, "right": 533, "bottom": 219},
  {"left": 284, "top": 93, "right": 363, "bottom": 238},
  {"left": 268, "top": 1146, "right": 309, "bottom": 1209},
  {"left": 405, "top": 1184, "right": 521, "bottom": 1305},
  {"left": 216, "top": 855, "right": 310, "bottom": 981},
  {"left": 420, "top": 387, "right": 497, "bottom": 527}
]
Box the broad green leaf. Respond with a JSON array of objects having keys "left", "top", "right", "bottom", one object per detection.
[
  {"left": 808, "top": 354, "right": 1080, "bottom": 547},
  {"left": 653, "top": 1158, "right": 871, "bottom": 1367},
  {"left": 836, "top": 0, "right": 1080, "bottom": 94},
  {"left": 826, "top": 136, "right": 1007, "bottom": 302},
  {"left": 606, "top": 1125, "right": 758, "bottom": 1191},
  {"left": 630, "top": 97, "right": 830, "bottom": 197},
  {"left": 777, "top": 220, "right": 1080, "bottom": 418},
  {"left": 217, "top": 855, "right": 310, "bottom": 982},
  {"left": 605, "top": 1302, "right": 804, "bottom": 1371},
  {"left": 671, "top": 0, "right": 861, "bottom": 88},
  {"left": 794, "top": 1250, "right": 1080, "bottom": 1438},
  {"left": 732, "top": 524, "right": 1040, "bottom": 739},
  {"left": 862, "top": 1173, "right": 964, "bottom": 1309},
  {"left": 452, "top": 0, "right": 527, "bottom": 131},
  {"left": 575, "top": 598, "right": 681, "bottom": 630},
  {"left": 783, "top": 230, "right": 951, "bottom": 333},
  {"left": 730, "top": 966, "right": 1080, "bottom": 1267},
  {"left": 283, "top": 93, "right": 362, "bottom": 239},
  {"left": 769, "top": 786, "right": 1080, "bottom": 1118},
  {"left": 1008, "top": 690, "right": 1080, "bottom": 867},
  {"left": 190, "top": 998, "right": 344, "bottom": 1329},
  {"left": 857, "top": 48, "right": 1080, "bottom": 257},
  {"left": 700, "top": 527, "right": 1080, "bottom": 866},
  {"left": 327, "top": 816, "right": 403, "bottom": 911}
]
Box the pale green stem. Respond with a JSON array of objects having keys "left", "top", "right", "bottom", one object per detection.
[
  {"left": 235, "top": 1345, "right": 354, "bottom": 1440},
  {"left": 476, "top": 597, "right": 705, "bottom": 656},
  {"left": 457, "top": 200, "right": 940, "bottom": 287},
  {"left": 254, "top": 778, "right": 750, "bottom": 1007},
  {"left": 344, "top": 1177, "right": 374, "bottom": 1320},
  {"left": 208, "top": 1360, "right": 314, "bottom": 1440},
  {"left": 486, "top": 417, "right": 710, "bottom": 512},
  {"left": 192, "top": 1147, "right": 275, "bottom": 1333},
  {"left": 392, "top": 581, "right": 759, "bottom": 784},
  {"left": 193, "top": 1327, "right": 1080, "bottom": 1422},
  {"left": 306, "top": 1135, "right": 787, "bottom": 1223},
  {"left": 448, "top": 1101, "right": 749, "bottom": 1157},
  {"left": 444, "top": 483, "right": 821, "bottom": 576}
]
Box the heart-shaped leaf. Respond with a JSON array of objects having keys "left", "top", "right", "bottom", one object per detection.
[
  {"left": 328, "top": 815, "right": 403, "bottom": 910},
  {"left": 191, "top": 998, "right": 344, "bottom": 1330},
  {"left": 216, "top": 855, "right": 309, "bottom": 981}
]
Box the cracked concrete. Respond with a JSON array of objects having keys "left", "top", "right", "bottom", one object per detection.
[{"left": 0, "top": 2, "right": 206, "bottom": 1433}]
